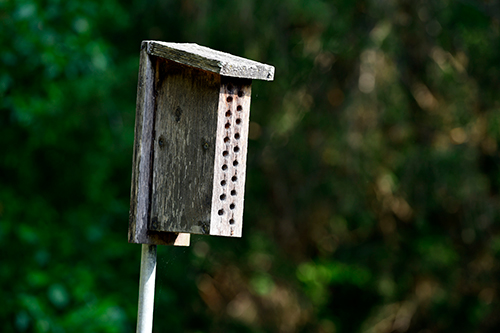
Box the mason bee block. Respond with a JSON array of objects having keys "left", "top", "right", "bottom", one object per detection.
[{"left": 129, "top": 41, "right": 274, "bottom": 245}]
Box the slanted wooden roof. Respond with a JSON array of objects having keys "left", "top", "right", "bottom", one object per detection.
[{"left": 142, "top": 40, "right": 275, "bottom": 81}]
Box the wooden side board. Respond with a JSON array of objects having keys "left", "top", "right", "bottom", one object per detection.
[
  {"left": 149, "top": 57, "right": 220, "bottom": 235},
  {"left": 128, "top": 49, "right": 190, "bottom": 246}
]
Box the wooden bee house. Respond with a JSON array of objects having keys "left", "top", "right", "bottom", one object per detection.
[{"left": 129, "top": 41, "right": 275, "bottom": 246}]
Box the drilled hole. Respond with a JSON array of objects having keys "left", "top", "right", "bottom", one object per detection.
[
  {"left": 223, "top": 150, "right": 229, "bottom": 157},
  {"left": 224, "top": 136, "right": 230, "bottom": 143},
  {"left": 230, "top": 203, "right": 235, "bottom": 210},
  {"left": 235, "top": 133, "right": 240, "bottom": 139},
  {"left": 233, "top": 160, "right": 238, "bottom": 167},
  {"left": 231, "top": 176, "right": 237, "bottom": 182},
  {"left": 226, "top": 110, "right": 232, "bottom": 117},
  {"left": 225, "top": 123, "right": 230, "bottom": 129},
  {"left": 236, "top": 118, "right": 241, "bottom": 125},
  {"left": 238, "top": 91, "right": 244, "bottom": 97},
  {"left": 220, "top": 194, "right": 226, "bottom": 200},
  {"left": 222, "top": 164, "right": 228, "bottom": 171},
  {"left": 227, "top": 84, "right": 233, "bottom": 91},
  {"left": 218, "top": 209, "right": 224, "bottom": 216},
  {"left": 229, "top": 219, "right": 235, "bottom": 224},
  {"left": 227, "top": 96, "right": 233, "bottom": 102},
  {"left": 234, "top": 146, "right": 240, "bottom": 153},
  {"left": 221, "top": 180, "right": 226, "bottom": 186},
  {"left": 231, "top": 190, "right": 237, "bottom": 196},
  {"left": 237, "top": 105, "right": 242, "bottom": 111}
]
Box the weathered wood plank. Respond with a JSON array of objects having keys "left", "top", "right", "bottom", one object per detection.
[
  {"left": 209, "top": 78, "right": 252, "bottom": 237},
  {"left": 128, "top": 49, "right": 190, "bottom": 246},
  {"left": 144, "top": 41, "right": 275, "bottom": 81},
  {"left": 149, "top": 57, "right": 221, "bottom": 234}
]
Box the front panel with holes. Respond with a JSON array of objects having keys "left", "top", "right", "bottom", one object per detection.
[{"left": 210, "top": 78, "right": 252, "bottom": 237}]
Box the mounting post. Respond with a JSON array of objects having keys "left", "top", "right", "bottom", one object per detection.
[{"left": 136, "top": 244, "right": 157, "bottom": 333}]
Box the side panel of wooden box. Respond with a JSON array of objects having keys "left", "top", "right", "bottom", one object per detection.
[
  {"left": 149, "top": 57, "right": 220, "bottom": 235},
  {"left": 128, "top": 49, "right": 190, "bottom": 246}
]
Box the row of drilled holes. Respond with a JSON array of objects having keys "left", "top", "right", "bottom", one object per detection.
[{"left": 218, "top": 90, "right": 244, "bottom": 225}]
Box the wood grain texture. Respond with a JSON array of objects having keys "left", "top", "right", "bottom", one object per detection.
[
  {"left": 149, "top": 57, "right": 220, "bottom": 235},
  {"left": 144, "top": 40, "right": 275, "bottom": 81},
  {"left": 209, "top": 78, "right": 252, "bottom": 237},
  {"left": 128, "top": 49, "right": 190, "bottom": 246}
]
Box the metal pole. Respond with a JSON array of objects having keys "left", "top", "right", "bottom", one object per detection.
[{"left": 136, "top": 244, "right": 157, "bottom": 333}]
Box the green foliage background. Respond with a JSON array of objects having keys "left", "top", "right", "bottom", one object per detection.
[{"left": 2, "top": 0, "right": 500, "bottom": 332}]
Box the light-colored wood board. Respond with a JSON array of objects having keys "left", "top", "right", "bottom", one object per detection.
[
  {"left": 128, "top": 50, "right": 190, "bottom": 246},
  {"left": 143, "top": 40, "right": 275, "bottom": 81},
  {"left": 149, "top": 57, "right": 220, "bottom": 234},
  {"left": 209, "top": 78, "right": 252, "bottom": 237}
]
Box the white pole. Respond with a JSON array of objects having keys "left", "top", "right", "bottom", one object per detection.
[{"left": 136, "top": 244, "right": 157, "bottom": 333}]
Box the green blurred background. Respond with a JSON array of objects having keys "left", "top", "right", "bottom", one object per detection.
[{"left": 2, "top": 0, "right": 500, "bottom": 332}]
